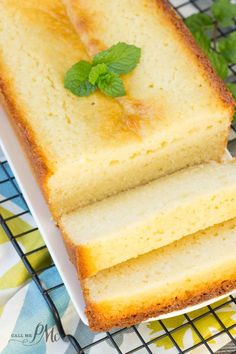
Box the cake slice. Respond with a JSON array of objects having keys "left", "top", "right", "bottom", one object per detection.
[
  {"left": 0, "top": 0, "right": 234, "bottom": 220},
  {"left": 84, "top": 218, "right": 236, "bottom": 331},
  {"left": 60, "top": 160, "right": 236, "bottom": 278}
]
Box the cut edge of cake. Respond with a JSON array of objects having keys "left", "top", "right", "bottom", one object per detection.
[
  {"left": 59, "top": 160, "right": 236, "bottom": 279},
  {"left": 83, "top": 218, "right": 236, "bottom": 331}
]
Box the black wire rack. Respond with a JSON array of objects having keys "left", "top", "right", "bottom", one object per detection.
[{"left": 1, "top": 1, "right": 236, "bottom": 353}]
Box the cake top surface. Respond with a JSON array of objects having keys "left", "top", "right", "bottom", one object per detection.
[
  {"left": 64, "top": 0, "right": 234, "bottom": 113},
  {"left": 0, "top": 0, "right": 234, "bottom": 176}
]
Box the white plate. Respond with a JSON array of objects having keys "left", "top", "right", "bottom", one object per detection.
[{"left": 0, "top": 106, "right": 235, "bottom": 327}]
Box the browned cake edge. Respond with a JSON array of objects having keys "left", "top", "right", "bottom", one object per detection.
[
  {"left": 84, "top": 276, "right": 236, "bottom": 332},
  {"left": 154, "top": 0, "right": 235, "bottom": 111},
  {"left": 60, "top": 222, "right": 96, "bottom": 278},
  {"left": 0, "top": 61, "right": 53, "bottom": 201},
  {"left": 63, "top": 0, "right": 235, "bottom": 116}
]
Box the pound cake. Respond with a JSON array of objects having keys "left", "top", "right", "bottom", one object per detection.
[
  {"left": 0, "top": 0, "right": 234, "bottom": 219},
  {"left": 84, "top": 218, "right": 236, "bottom": 331},
  {"left": 63, "top": 0, "right": 234, "bottom": 127},
  {"left": 60, "top": 160, "right": 236, "bottom": 278}
]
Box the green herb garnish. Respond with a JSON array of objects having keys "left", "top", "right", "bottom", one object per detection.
[
  {"left": 218, "top": 32, "right": 236, "bottom": 64},
  {"left": 227, "top": 83, "right": 236, "bottom": 99},
  {"left": 185, "top": 0, "right": 236, "bottom": 119},
  {"left": 212, "top": 0, "right": 236, "bottom": 27},
  {"left": 64, "top": 42, "right": 141, "bottom": 98}
]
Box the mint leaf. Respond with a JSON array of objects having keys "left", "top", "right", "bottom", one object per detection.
[
  {"left": 189, "top": 31, "right": 227, "bottom": 79},
  {"left": 70, "top": 81, "right": 96, "bottom": 97},
  {"left": 93, "top": 42, "right": 141, "bottom": 74},
  {"left": 65, "top": 42, "right": 141, "bottom": 98},
  {"left": 227, "top": 83, "right": 236, "bottom": 99},
  {"left": 193, "top": 31, "right": 211, "bottom": 54},
  {"left": 98, "top": 73, "right": 125, "bottom": 97},
  {"left": 64, "top": 60, "right": 96, "bottom": 96},
  {"left": 207, "top": 52, "right": 228, "bottom": 79},
  {"left": 212, "top": 0, "right": 236, "bottom": 27},
  {"left": 185, "top": 13, "right": 213, "bottom": 34},
  {"left": 88, "top": 63, "right": 108, "bottom": 85},
  {"left": 64, "top": 60, "right": 92, "bottom": 85},
  {"left": 218, "top": 32, "right": 236, "bottom": 64}
]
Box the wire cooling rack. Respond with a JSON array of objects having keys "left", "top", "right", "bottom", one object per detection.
[{"left": 1, "top": 0, "right": 236, "bottom": 353}]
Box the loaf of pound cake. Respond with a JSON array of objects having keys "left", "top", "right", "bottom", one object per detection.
[
  {"left": 0, "top": 0, "right": 234, "bottom": 219},
  {"left": 84, "top": 218, "right": 236, "bottom": 331},
  {"left": 60, "top": 160, "right": 236, "bottom": 278}
]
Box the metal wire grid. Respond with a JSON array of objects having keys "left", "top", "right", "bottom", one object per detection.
[{"left": 0, "top": 0, "right": 236, "bottom": 353}]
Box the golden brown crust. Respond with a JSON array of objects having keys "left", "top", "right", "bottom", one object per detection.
[
  {"left": 156, "top": 0, "right": 234, "bottom": 152},
  {"left": 85, "top": 277, "right": 236, "bottom": 331},
  {"left": 59, "top": 222, "right": 97, "bottom": 278},
  {"left": 64, "top": 0, "right": 235, "bottom": 115},
  {"left": 153, "top": 0, "right": 235, "bottom": 112},
  {"left": 76, "top": 245, "right": 97, "bottom": 279},
  {"left": 0, "top": 60, "right": 52, "bottom": 198}
]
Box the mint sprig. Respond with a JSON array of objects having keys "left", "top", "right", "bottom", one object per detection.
[
  {"left": 208, "top": 51, "right": 229, "bottom": 79},
  {"left": 185, "top": 0, "right": 236, "bottom": 118},
  {"left": 193, "top": 31, "right": 211, "bottom": 54},
  {"left": 227, "top": 83, "right": 236, "bottom": 99},
  {"left": 185, "top": 13, "right": 213, "bottom": 33},
  {"left": 98, "top": 73, "right": 125, "bottom": 97},
  {"left": 64, "top": 61, "right": 96, "bottom": 97},
  {"left": 185, "top": 1, "right": 236, "bottom": 77},
  {"left": 88, "top": 64, "right": 108, "bottom": 85},
  {"left": 212, "top": 0, "right": 236, "bottom": 27},
  {"left": 218, "top": 32, "right": 236, "bottom": 64},
  {"left": 64, "top": 42, "right": 141, "bottom": 98},
  {"left": 93, "top": 42, "right": 141, "bottom": 74}
]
